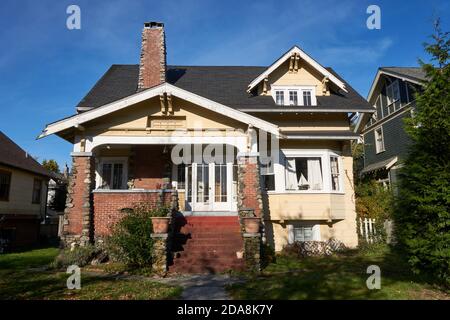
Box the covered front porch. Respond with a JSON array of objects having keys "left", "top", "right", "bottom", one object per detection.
[{"left": 90, "top": 142, "right": 244, "bottom": 216}]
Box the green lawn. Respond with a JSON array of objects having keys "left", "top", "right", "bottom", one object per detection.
[
  {"left": 228, "top": 244, "right": 449, "bottom": 300},
  {"left": 0, "top": 247, "right": 182, "bottom": 300}
]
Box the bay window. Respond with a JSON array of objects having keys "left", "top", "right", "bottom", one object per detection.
[
  {"left": 282, "top": 150, "right": 343, "bottom": 193},
  {"left": 285, "top": 157, "right": 323, "bottom": 190}
]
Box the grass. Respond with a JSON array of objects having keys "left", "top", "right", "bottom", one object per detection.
[
  {"left": 228, "top": 243, "right": 449, "bottom": 300},
  {"left": 0, "top": 247, "right": 182, "bottom": 300}
]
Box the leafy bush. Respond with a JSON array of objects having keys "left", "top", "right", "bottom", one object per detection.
[
  {"left": 51, "top": 244, "right": 99, "bottom": 269},
  {"left": 355, "top": 181, "right": 393, "bottom": 221},
  {"left": 105, "top": 203, "right": 157, "bottom": 268}
]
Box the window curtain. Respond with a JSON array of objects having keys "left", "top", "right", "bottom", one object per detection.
[
  {"left": 307, "top": 159, "right": 323, "bottom": 190},
  {"left": 285, "top": 158, "right": 298, "bottom": 190}
]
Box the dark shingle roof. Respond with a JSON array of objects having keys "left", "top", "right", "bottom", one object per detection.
[
  {"left": 0, "top": 131, "right": 52, "bottom": 177},
  {"left": 380, "top": 67, "right": 427, "bottom": 82},
  {"left": 76, "top": 64, "right": 371, "bottom": 112}
]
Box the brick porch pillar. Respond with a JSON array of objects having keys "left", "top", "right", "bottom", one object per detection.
[
  {"left": 61, "top": 152, "right": 95, "bottom": 247},
  {"left": 237, "top": 153, "right": 263, "bottom": 217}
]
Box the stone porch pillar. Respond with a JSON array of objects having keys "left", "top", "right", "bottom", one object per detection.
[
  {"left": 61, "top": 152, "right": 95, "bottom": 247},
  {"left": 151, "top": 233, "right": 169, "bottom": 275}
]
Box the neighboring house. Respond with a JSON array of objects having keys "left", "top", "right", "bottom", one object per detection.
[
  {"left": 0, "top": 131, "right": 52, "bottom": 252},
  {"left": 355, "top": 67, "right": 426, "bottom": 188},
  {"left": 43, "top": 171, "right": 68, "bottom": 240},
  {"left": 39, "top": 22, "right": 373, "bottom": 272}
]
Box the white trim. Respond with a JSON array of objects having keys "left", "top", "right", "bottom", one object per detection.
[
  {"left": 39, "top": 83, "right": 279, "bottom": 138},
  {"left": 279, "top": 149, "right": 344, "bottom": 194},
  {"left": 80, "top": 135, "right": 248, "bottom": 154},
  {"left": 247, "top": 46, "right": 347, "bottom": 93},
  {"left": 282, "top": 134, "right": 359, "bottom": 140},
  {"left": 95, "top": 156, "right": 128, "bottom": 190},
  {"left": 374, "top": 126, "right": 385, "bottom": 154},
  {"left": 271, "top": 85, "right": 317, "bottom": 106},
  {"left": 361, "top": 101, "right": 414, "bottom": 134},
  {"left": 288, "top": 223, "right": 321, "bottom": 244},
  {"left": 367, "top": 69, "right": 423, "bottom": 103}
]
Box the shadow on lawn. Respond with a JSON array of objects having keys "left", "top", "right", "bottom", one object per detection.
[{"left": 229, "top": 245, "right": 442, "bottom": 300}]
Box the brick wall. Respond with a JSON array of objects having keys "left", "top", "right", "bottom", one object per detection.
[
  {"left": 237, "top": 156, "right": 263, "bottom": 217},
  {"left": 133, "top": 145, "right": 168, "bottom": 189},
  {"left": 93, "top": 191, "right": 174, "bottom": 237},
  {"left": 137, "top": 22, "right": 166, "bottom": 90},
  {"left": 63, "top": 156, "right": 94, "bottom": 245}
]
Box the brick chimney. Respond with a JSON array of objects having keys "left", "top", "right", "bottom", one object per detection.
[{"left": 138, "top": 22, "right": 166, "bottom": 90}]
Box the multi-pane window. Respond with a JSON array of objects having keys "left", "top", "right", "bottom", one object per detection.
[
  {"left": 272, "top": 87, "right": 316, "bottom": 106},
  {"left": 386, "top": 80, "right": 400, "bottom": 106},
  {"left": 293, "top": 226, "right": 314, "bottom": 242},
  {"left": 330, "top": 156, "right": 340, "bottom": 191},
  {"left": 375, "top": 127, "right": 385, "bottom": 153},
  {"left": 285, "top": 157, "right": 323, "bottom": 191},
  {"left": 32, "top": 179, "right": 42, "bottom": 204},
  {"left": 303, "top": 90, "right": 312, "bottom": 106},
  {"left": 275, "top": 91, "right": 284, "bottom": 105},
  {"left": 101, "top": 162, "right": 125, "bottom": 189},
  {"left": 0, "top": 170, "right": 11, "bottom": 201},
  {"left": 289, "top": 91, "right": 298, "bottom": 106}
]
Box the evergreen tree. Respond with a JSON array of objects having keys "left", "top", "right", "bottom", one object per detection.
[{"left": 394, "top": 19, "right": 450, "bottom": 285}]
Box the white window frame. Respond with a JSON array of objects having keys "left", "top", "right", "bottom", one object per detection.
[
  {"left": 386, "top": 80, "right": 400, "bottom": 107},
  {"left": 374, "top": 126, "right": 385, "bottom": 154},
  {"left": 288, "top": 223, "right": 321, "bottom": 244},
  {"left": 271, "top": 85, "right": 317, "bottom": 106},
  {"left": 275, "top": 149, "right": 344, "bottom": 194},
  {"left": 96, "top": 157, "right": 128, "bottom": 190}
]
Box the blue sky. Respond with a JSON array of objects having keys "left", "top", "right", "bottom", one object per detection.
[{"left": 0, "top": 0, "right": 448, "bottom": 168}]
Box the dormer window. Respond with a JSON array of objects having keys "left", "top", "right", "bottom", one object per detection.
[
  {"left": 303, "top": 90, "right": 312, "bottom": 106},
  {"left": 289, "top": 91, "right": 298, "bottom": 106},
  {"left": 275, "top": 91, "right": 284, "bottom": 105},
  {"left": 272, "top": 86, "right": 317, "bottom": 106}
]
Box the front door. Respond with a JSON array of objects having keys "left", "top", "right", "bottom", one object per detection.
[{"left": 186, "top": 162, "right": 237, "bottom": 211}]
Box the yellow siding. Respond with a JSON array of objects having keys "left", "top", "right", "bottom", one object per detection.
[
  {"left": 266, "top": 141, "right": 358, "bottom": 251},
  {"left": 0, "top": 165, "right": 47, "bottom": 216},
  {"left": 82, "top": 97, "right": 248, "bottom": 137}
]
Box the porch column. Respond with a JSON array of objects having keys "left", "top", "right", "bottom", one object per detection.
[
  {"left": 237, "top": 153, "right": 263, "bottom": 217},
  {"left": 62, "top": 152, "right": 95, "bottom": 247}
]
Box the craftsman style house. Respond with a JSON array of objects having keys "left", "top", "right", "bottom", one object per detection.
[
  {"left": 0, "top": 131, "right": 52, "bottom": 251},
  {"left": 40, "top": 22, "right": 373, "bottom": 272},
  {"left": 356, "top": 67, "right": 425, "bottom": 190}
]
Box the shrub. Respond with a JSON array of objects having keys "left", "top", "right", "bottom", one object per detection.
[
  {"left": 51, "top": 244, "right": 99, "bottom": 269},
  {"left": 355, "top": 181, "right": 393, "bottom": 221},
  {"left": 105, "top": 203, "right": 157, "bottom": 268},
  {"left": 394, "top": 21, "right": 450, "bottom": 286}
]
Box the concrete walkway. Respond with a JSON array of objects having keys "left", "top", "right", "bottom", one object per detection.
[{"left": 156, "top": 274, "right": 244, "bottom": 300}]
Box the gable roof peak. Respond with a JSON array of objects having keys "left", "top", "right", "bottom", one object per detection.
[{"left": 246, "top": 45, "right": 347, "bottom": 94}]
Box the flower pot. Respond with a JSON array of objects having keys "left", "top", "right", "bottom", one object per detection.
[
  {"left": 151, "top": 217, "right": 171, "bottom": 234},
  {"left": 242, "top": 217, "right": 260, "bottom": 233}
]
